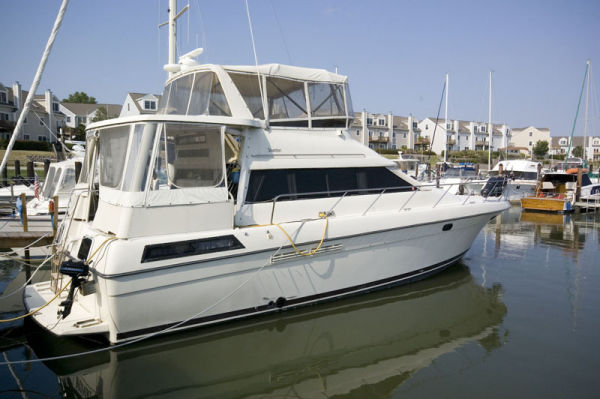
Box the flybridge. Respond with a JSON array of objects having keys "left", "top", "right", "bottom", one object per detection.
[{"left": 158, "top": 64, "right": 354, "bottom": 128}]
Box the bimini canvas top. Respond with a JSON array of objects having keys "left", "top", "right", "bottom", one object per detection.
[{"left": 221, "top": 64, "right": 348, "bottom": 84}]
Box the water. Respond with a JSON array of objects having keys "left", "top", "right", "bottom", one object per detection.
[{"left": 1, "top": 206, "right": 599, "bottom": 398}]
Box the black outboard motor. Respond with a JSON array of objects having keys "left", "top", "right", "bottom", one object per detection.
[
  {"left": 58, "top": 260, "right": 89, "bottom": 319},
  {"left": 481, "top": 176, "right": 508, "bottom": 198}
]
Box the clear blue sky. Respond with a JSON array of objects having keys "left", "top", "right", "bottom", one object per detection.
[{"left": 3, "top": 0, "right": 599, "bottom": 137}]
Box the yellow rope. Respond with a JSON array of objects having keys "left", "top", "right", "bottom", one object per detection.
[
  {"left": 85, "top": 236, "right": 117, "bottom": 265},
  {"left": 272, "top": 215, "right": 329, "bottom": 257},
  {"left": 0, "top": 279, "right": 71, "bottom": 323}
]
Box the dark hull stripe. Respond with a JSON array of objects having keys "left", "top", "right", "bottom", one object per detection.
[
  {"left": 96, "top": 209, "right": 500, "bottom": 280},
  {"left": 115, "top": 249, "right": 467, "bottom": 341}
]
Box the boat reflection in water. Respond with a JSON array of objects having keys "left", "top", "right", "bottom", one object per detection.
[
  {"left": 29, "top": 264, "right": 506, "bottom": 398},
  {"left": 485, "top": 205, "right": 597, "bottom": 259}
]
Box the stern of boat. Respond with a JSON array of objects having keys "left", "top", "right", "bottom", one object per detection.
[{"left": 24, "top": 280, "right": 109, "bottom": 338}]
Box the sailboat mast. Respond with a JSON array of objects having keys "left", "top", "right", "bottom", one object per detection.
[
  {"left": 583, "top": 59, "right": 591, "bottom": 164},
  {"left": 444, "top": 73, "right": 449, "bottom": 163},
  {"left": 488, "top": 71, "right": 492, "bottom": 171}
]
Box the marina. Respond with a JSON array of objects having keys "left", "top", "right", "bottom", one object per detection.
[
  {"left": 1, "top": 206, "right": 600, "bottom": 397},
  {"left": 1, "top": 0, "right": 599, "bottom": 397}
]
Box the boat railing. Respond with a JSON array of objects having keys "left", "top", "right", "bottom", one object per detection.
[{"left": 267, "top": 179, "right": 507, "bottom": 224}]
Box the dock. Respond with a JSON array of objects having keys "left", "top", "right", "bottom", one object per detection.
[
  {"left": 0, "top": 193, "right": 58, "bottom": 250},
  {"left": 574, "top": 201, "right": 600, "bottom": 212}
]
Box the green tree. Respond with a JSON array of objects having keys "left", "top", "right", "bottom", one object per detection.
[
  {"left": 90, "top": 106, "right": 114, "bottom": 123},
  {"left": 572, "top": 146, "right": 584, "bottom": 158},
  {"left": 63, "top": 91, "right": 96, "bottom": 104},
  {"left": 532, "top": 140, "right": 549, "bottom": 159},
  {"left": 73, "top": 124, "right": 86, "bottom": 141}
]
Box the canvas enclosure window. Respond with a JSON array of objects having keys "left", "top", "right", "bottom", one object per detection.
[
  {"left": 229, "top": 73, "right": 265, "bottom": 119},
  {"left": 152, "top": 123, "right": 224, "bottom": 189},
  {"left": 159, "top": 72, "right": 231, "bottom": 116},
  {"left": 122, "top": 123, "right": 157, "bottom": 192},
  {"left": 266, "top": 77, "right": 307, "bottom": 120},
  {"left": 98, "top": 125, "right": 130, "bottom": 188}
]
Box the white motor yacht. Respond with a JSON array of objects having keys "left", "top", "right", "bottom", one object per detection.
[
  {"left": 26, "top": 154, "right": 84, "bottom": 216},
  {"left": 24, "top": 3, "right": 509, "bottom": 344},
  {"left": 482, "top": 160, "right": 541, "bottom": 202}
]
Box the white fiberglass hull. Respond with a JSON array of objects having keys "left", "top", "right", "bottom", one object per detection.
[
  {"left": 25, "top": 201, "right": 507, "bottom": 343},
  {"left": 503, "top": 180, "right": 537, "bottom": 203}
]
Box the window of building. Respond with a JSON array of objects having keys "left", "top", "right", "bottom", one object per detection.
[
  {"left": 412, "top": 122, "right": 417, "bottom": 128},
  {"left": 24, "top": 135, "right": 30, "bottom": 140},
  {"left": 378, "top": 119, "right": 385, "bottom": 126},
  {"left": 0, "top": 92, "right": 7, "bottom": 104},
  {"left": 481, "top": 126, "right": 486, "bottom": 132},
  {"left": 403, "top": 133, "right": 406, "bottom": 138},
  {"left": 127, "top": 103, "right": 130, "bottom": 111},
  {"left": 367, "top": 118, "right": 373, "bottom": 125},
  {"left": 474, "top": 126, "right": 478, "bottom": 133},
  {"left": 425, "top": 125, "right": 428, "bottom": 130},
  {"left": 529, "top": 141, "right": 532, "bottom": 146},
  {"left": 144, "top": 100, "right": 156, "bottom": 110},
  {"left": 0, "top": 113, "right": 8, "bottom": 121},
  {"left": 246, "top": 167, "right": 413, "bottom": 203},
  {"left": 38, "top": 136, "right": 48, "bottom": 141},
  {"left": 39, "top": 118, "right": 45, "bottom": 126},
  {"left": 66, "top": 116, "right": 71, "bottom": 123},
  {"left": 53, "top": 102, "right": 59, "bottom": 112}
]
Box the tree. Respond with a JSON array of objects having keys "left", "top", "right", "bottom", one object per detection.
[
  {"left": 63, "top": 91, "right": 96, "bottom": 104},
  {"left": 572, "top": 146, "right": 584, "bottom": 158},
  {"left": 532, "top": 140, "right": 549, "bottom": 159},
  {"left": 90, "top": 106, "right": 115, "bottom": 123}
]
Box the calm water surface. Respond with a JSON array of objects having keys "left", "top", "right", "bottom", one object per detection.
[{"left": 1, "top": 206, "right": 599, "bottom": 398}]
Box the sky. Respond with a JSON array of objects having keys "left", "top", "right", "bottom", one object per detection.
[{"left": 2, "top": 0, "right": 599, "bottom": 137}]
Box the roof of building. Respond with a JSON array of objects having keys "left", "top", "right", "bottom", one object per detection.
[
  {"left": 551, "top": 136, "right": 586, "bottom": 147},
  {"left": 127, "top": 92, "right": 162, "bottom": 114}
]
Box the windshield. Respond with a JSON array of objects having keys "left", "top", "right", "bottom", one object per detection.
[{"left": 444, "top": 167, "right": 476, "bottom": 177}]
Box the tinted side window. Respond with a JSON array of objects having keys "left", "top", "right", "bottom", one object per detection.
[{"left": 246, "top": 167, "right": 412, "bottom": 203}]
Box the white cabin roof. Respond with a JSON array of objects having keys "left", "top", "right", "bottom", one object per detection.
[{"left": 167, "top": 63, "right": 348, "bottom": 85}]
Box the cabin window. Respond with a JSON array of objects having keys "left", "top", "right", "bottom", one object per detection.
[
  {"left": 122, "top": 123, "right": 157, "bottom": 192},
  {"left": 229, "top": 73, "right": 265, "bottom": 119},
  {"left": 246, "top": 167, "right": 413, "bottom": 203},
  {"left": 98, "top": 125, "right": 130, "bottom": 188},
  {"left": 152, "top": 124, "right": 224, "bottom": 189},
  {"left": 266, "top": 77, "right": 307, "bottom": 120}
]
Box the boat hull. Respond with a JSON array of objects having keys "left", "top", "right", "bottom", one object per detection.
[
  {"left": 25, "top": 208, "right": 502, "bottom": 343},
  {"left": 520, "top": 196, "right": 571, "bottom": 213}
]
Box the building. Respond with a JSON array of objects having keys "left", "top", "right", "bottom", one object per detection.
[
  {"left": 120, "top": 93, "right": 162, "bottom": 117},
  {"left": 350, "top": 111, "right": 420, "bottom": 151},
  {"left": 61, "top": 103, "right": 121, "bottom": 129},
  {"left": 511, "top": 126, "right": 550, "bottom": 155},
  {"left": 551, "top": 136, "right": 600, "bottom": 161},
  {"left": 418, "top": 117, "right": 511, "bottom": 154},
  {"left": 0, "top": 81, "right": 65, "bottom": 142}
]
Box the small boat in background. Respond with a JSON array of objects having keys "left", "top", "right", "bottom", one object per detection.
[
  {"left": 26, "top": 154, "right": 83, "bottom": 216},
  {"left": 520, "top": 170, "right": 595, "bottom": 213},
  {"left": 484, "top": 160, "right": 541, "bottom": 203},
  {"left": 438, "top": 163, "right": 486, "bottom": 195}
]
